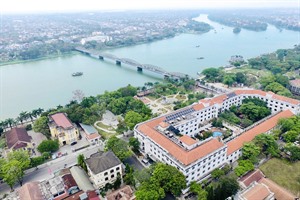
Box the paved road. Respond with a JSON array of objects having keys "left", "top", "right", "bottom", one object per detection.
[{"left": 0, "top": 144, "right": 103, "bottom": 196}]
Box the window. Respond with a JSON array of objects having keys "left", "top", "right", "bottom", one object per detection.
[
  {"left": 110, "top": 169, "right": 114, "bottom": 173},
  {"left": 111, "top": 175, "right": 115, "bottom": 178},
  {"left": 105, "top": 177, "right": 108, "bottom": 181},
  {"left": 116, "top": 167, "right": 120, "bottom": 170},
  {"left": 104, "top": 172, "right": 108, "bottom": 176}
]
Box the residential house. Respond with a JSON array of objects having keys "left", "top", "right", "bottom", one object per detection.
[
  {"left": 106, "top": 185, "right": 135, "bottom": 200},
  {"left": 49, "top": 112, "right": 79, "bottom": 145},
  {"left": 5, "top": 127, "right": 33, "bottom": 151},
  {"left": 85, "top": 151, "right": 122, "bottom": 188},
  {"left": 79, "top": 123, "right": 100, "bottom": 143}
]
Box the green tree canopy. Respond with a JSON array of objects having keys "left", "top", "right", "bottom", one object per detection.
[
  {"left": 105, "top": 136, "right": 132, "bottom": 161},
  {"left": 190, "top": 181, "right": 207, "bottom": 200},
  {"left": 33, "top": 116, "right": 50, "bottom": 137},
  {"left": 129, "top": 137, "right": 140, "bottom": 153},
  {"left": 242, "top": 142, "right": 261, "bottom": 163},
  {"left": 7, "top": 150, "right": 30, "bottom": 170},
  {"left": 234, "top": 160, "right": 254, "bottom": 177},
  {"left": 37, "top": 140, "right": 59, "bottom": 153},
  {"left": 2, "top": 160, "right": 24, "bottom": 190},
  {"left": 125, "top": 111, "right": 145, "bottom": 130},
  {"left": 254, "top": 134, "right": 279, "bottom": 157}
]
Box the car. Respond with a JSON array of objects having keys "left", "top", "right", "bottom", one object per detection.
[{"left": 70, "top": 141, "right": 77, "bottom": 146}]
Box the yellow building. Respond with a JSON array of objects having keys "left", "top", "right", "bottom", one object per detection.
[
  {"left": 5, "top": 127, "right": 33, "bottom": 151},
  {"left": 49, "top": 112, "right": 79, "bottom": 145}
]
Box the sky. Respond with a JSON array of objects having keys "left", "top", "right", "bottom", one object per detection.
[{"left": 1, "top": 0, "right": 299, "bottom": 13}]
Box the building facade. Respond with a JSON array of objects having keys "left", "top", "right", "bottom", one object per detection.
[
  {"left": 85, "top": 151, "right": 122, "bottom": 188},
  {"left": 49, "top": 112, "right": 79, "bottom": 146},
  {"left": 134, "top": 89, "right": 300, "bottom": 186},
  {"left": 5, "top": 127, "right": 33, "bottom": 152},
  {"left": 289, "top": 79, "right": 300, "bottom": 95}
]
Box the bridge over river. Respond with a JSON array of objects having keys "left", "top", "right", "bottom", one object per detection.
[{"left": 75, "top": 47, "right": 189, "bottom": 79}]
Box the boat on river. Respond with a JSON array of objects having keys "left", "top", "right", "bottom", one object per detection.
[
  {"left": 197, "top": 57, "right": 204, "bottom": 60},
  {"left": 72, "top": 72, "right": 83, "bottom": 76}
]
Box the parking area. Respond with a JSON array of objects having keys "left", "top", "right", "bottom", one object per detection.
[
  {"left": 124, "top": 155, "right": 145, "bottom": 171},
  {"left": 57, "top": 132, "right": 90, "bottom": 154},
  {"left": 27, "top": 130, "right": 47, "bottom": 156}
]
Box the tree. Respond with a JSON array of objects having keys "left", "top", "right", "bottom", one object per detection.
[
  {"left": 135, "top": 182, "right": 165, "bottom": 200},
  {"left": 77, "top": 154, "right": 87, "bottom": 172},
  {"left": 223, "top": 74, "right": 235, "bottom": 87},
  {"left": 124, "top": 111, "right": 144, "bottom": 130},
  {"left": 285, "top": 145, "right": 300, "bottom": 162},
  {"left": 2, "top": 160, "right": 24, "bottom": 190},
  {"left": 33, "top": 116, "right": 50, "bottom": 137},
  {"left": 7, "top": 150, "right": 30, "bottom": 171},
  {"left": 124, "top": 165, "right": 135, "bottom": 186},
  {"left": 241, "top": 142, "right": 260, "bottom": 163},
  {"left": 202, "top": 68, "right": 220, "bottom": 81},
  {"left": 37, "top": 140, "right": 59, "bottom": 153},
  {"left": 190, "top": 181, "right": 207, "bottom": 200},
  {"left": 236, "top": 72, "right": 246, "bottom": 84},
  {"left": 18, "top": 111, "right": 29, "bottom": 125},
  {"left": 265, "top": 82, "right": 292, "bottom": 97},
  {"left": 260, "top": 75, "right": 275, "bottom": 88},
  {"left": 234, "top": 160, "right": 254, "bottom": 177},
  {"left": 239, "top": 102, "right": 271, "bottom": 122},
  {"left": 151, "top": 163, "right": 186, "bottom": 196},
  {"left": 113, "top": 174, "right": 122, "bottom": 189},
  {"left": 254, "top": 134, "right": 279, "bottom": 157},
  {"left": 211, "top": 168, "right": 225, "bottom": 180},
  {"left": 283, "top": 130, "right": 299, "bottom": 143},
  {"left": 105, "top": 136, "right": 132, "bottom": 161},
  {"left": 129, "top": 137, "right": 140, "bottom": 153}
]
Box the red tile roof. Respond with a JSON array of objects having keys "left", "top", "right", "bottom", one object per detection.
[
  {"left": 61, "top": 174, "right": 77, "bottom": 190},
  {"left": 227, "top": 110, "right": 294, "bottom": 155},
  {"left": 241, "top": 183, "right": 273, "bottom": 200},
  {"left": 50, "top": 113, "right": 73, "bottom": 129},
  {"left": 138, "top": 117, "right": 225, "bottom": 166},
  {"left": 5, "top": 128, "right": 32, "bottom": 149},
  {"left": 259, "top": 178, "right": 298, "bottom": 200},
  {"left": 239, "top": 169, "right": 265, "bottom": 188},
  {"left": 18, "top": 182, "right": 43, "bottom": 200},
  {"left": 289, "top": 79, "right": 300, "bottom": 87},
  {"left": 179, "top": 135, "right": 197, "bottom": 146}
]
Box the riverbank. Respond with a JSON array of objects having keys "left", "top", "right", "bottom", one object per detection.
[{"left": 0, "top": 52, "right": 79, "bottom": 67}]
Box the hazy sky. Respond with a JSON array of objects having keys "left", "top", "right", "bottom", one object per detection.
[{"left": 1, "top": 0, "right": 299, "bottom": 13}]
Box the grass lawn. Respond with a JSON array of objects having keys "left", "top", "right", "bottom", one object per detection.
[
  {"left": 96, "top": 121, "right": 115, "bottom": 131},
  {"left": 96, "top": 128, "right": 118, "bottom": 140},
  {"left": 260, "top": 158, "right": 300, "bottom": 195},
  {"left": 228, "top": 67, "right": 273, "bottom": 78},
  {"left": 0, "top": 137, "right": 6, "bottom": 149}
]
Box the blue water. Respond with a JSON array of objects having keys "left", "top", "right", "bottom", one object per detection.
[{"left": 213, "top": 131, "right": 223, "bottom": 137}]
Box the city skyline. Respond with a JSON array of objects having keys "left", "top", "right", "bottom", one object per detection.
[{"left": 1, "top": 0, "right": 299, "bottom": 14}]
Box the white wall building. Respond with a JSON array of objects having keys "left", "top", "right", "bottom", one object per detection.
[
  {"left": 134, "top": 89, "right": 299, "bottom": 187},
  {"left": 85, "top": 151, "right": 122, "bottom": 188}
]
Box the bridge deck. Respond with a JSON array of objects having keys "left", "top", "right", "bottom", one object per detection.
[{"left": 75, "top": 47, "right": 189, "bottom": 79}]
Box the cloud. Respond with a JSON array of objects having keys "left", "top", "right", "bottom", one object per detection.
[{"left": 1, "top": 0, "right": 299, "bottom": 13}]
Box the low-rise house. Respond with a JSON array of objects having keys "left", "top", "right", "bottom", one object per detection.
[
  {"left": 70, "top": 166, "right": 95, "bottom": 192},
  {"left": 289, "top": 79, "right": 300, "bottom": 95},
  {"left": 18, "top": 181, "right": 43, "bottom": 200},
  {"left": 106, "top": 185, "right": 135, "bottom": 200},
  {"left": 79, "top": 123, "right": 100, "bottom": 143},
  {"left": 85, "top": 151, "right": 122, "bottom": 188},
  {"left": 5, "top": 127, "right": 33, "bottom": 151},
  {"left": 238, "top": 182, "right": 275, "bottom": 200},
  {"left": 49, "top": 112, "right": 79, "bottom": 146},
  {"left": 238, "top": 169, "right": 298, "bottom": 200}
]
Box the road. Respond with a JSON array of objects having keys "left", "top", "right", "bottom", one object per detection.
[{"left": 0, "top": 144, "right": 103, "bottom": 196}]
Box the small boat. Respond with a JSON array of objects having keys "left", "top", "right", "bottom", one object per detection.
[
  {"left": 197, "top": 57, "right": 204, "bottom": 60},
  {"left": 196, "top": 45, "right": 200, "bottom": 48},
  {"left": 72, "top": 72, "right": 83, "bottom": 76}
]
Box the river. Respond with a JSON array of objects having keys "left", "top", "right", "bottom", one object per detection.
[{"left": 0, "top": 14, "right": 299, "bottom": 120}]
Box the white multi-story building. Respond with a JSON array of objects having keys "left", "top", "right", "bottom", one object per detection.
[
  {"left": 85, "top": 151, "right": 122, "bottom": 188},
  {"left": 134, "top": 89, "right": 300, "bottom": 187}
]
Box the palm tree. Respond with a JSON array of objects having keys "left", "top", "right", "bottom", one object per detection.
[
  {"left": 18, "top": 111, "right": 29, "bottom": 125},
  {"left": 6, "top": 118, "right": 15, "bottom": 129},
  {"left": 32, "top": 108, "right": 44, "bottom": 118}
]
